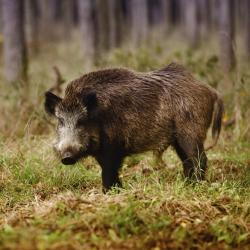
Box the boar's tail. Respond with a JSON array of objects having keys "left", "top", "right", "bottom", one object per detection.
[{"left": 205, "top": 96, "right": 224, "bottom": 151}]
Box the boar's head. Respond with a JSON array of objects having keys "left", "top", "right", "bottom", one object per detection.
[{"left": 44, "top": 91, "right": 99, "bottom": 165}]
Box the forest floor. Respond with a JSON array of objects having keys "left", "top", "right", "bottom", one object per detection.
[
  {"left": 0, "top": 37, "right": 250, "bottom": 249},
  {"left": 0, "top": 140, "right": 250, "bottom": 250}
]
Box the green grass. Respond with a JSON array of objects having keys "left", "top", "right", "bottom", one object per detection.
[{"left": 0, "top": 34, "right": 250, "bottom": 249}]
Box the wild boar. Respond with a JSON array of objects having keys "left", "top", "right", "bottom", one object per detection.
[{"left": 44, "top": 63, "right": 224, "bottom": 192}]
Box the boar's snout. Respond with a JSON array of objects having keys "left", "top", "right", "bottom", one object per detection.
[{"left": 61, "top": 152, "right": 77, "bottom": 165}]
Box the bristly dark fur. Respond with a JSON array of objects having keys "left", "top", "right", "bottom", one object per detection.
[{"left": 46, "top": 63, "right": 224, "bottom": 191}]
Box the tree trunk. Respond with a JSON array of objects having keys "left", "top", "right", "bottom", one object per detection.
[
  {"left": 77, "top": 0, "right": 97, "bottom": 69},
  {"left": 148, "top": 0, "right": 162, "bottom": 27},
  {"left": 26, "top": 0, "right": 40, "bottom": 53},
  {"left": 130, "top": 0, "right": 148, "bottom": 45},
  {"left": 2, "top": 0, "right": 27, "bottom": 83},
  {"left": 119, "top": 0, "right": 131, "bottom": 43},
  {"left": 0, "top": 3, "right": 3, "bottom": 33},
  {"left": 219, "top": 0, "right": 236, "bottom": 72},
  {"left": 235, "top": 0, "right": 247, "bottom": 33},
  {"left": 210, "top": 0, "right": 221, "bottom": 31},
  {"left": 39, "top": 0, "right": 57, "bottom": 41},
  {"left": 178, "top": 0, "right": 187, "bottom": 34},
  {"left": 160, "top": 0, "right": 171, "bottom": 32},
  {"left": 61, "top": 0, "right": 74, "bottom": 39},
  {"left": 107, "top": 0, "right": 123, "bottom": 48},
  {"left": 198, "top": 0, "right": 211, "bottom": 38},
  {"left": 107, "top": 0, "right": 116, "bottom": 48},
  {"left": 184, "top": 0, "right": 200, "bottom": 48},
  {"left": 95, "top": 0, "right": 110, "bottom": 53},
  {"left": 246, "top": 0, "right": 250, "bottom": 59},
  {"left": 170, "top": 0, "right": 182, "bottom": 26}
]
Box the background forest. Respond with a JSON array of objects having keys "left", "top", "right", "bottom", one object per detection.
[{"left": 0, "top": 1, "right": 250, "bottom": 249}]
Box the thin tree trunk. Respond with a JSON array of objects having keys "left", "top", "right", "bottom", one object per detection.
[
  {"left": 184, "top": 0, "right": 200, "bottom": 48},
  {"left": 130, "top": 0, "right": 148, "bottom": 45},
  {"left": 61, "top": 0, "right": 74, "bottom": 39},
  {"left": 219, "top": 0, "right": 236, "bottom": 72},
  {"left": 77, "top": 0, "right": 96, "bottom": 69},
  {"left": 160, "top": 0, "right": 171, "bottom": 32},
  {"left": 26, "top": 0, "right": 40, "bottom": 53},
  {"left": 107, "top": 0, "right": 123, "bottom": 48},
  {"left": 0, "top": 3, "right": 3, "bottom": 33},
  {"left": 198, "top": 0, "right": 211, "bottom": 38},
  {"left": 148, "top": 0, "right": 162, "bottom": 27},
  {"left": 210, "top": 0, "right": 220, "bottom": 31},
  {"left": 235, "top": 0, "right": 246, "bottom": 33},
  {"left": 2, "top": 0, "right": 28, "bottom": 83},
  {"left": 170, "top": 0, "right": 181, "bottom": 27},
  {"left": 114, "top": 0, "right": 123, "bottom": 47},
  {"left": 39, "top": 0, "right": 57, "bottom": 41},
  {"left": 246, "top": 0, "right": 250, "bottom": 59},
  {"left": 107, "top": 0, "right": 116, "bottom": 48},
  {"left": 178, "top": 0, "right": 186, "bottom": 34},
  {"left": 96, "top": 0, "right": 110, "bottom": 53},
  {"left": 120, "top": 0, "right": 131, "bottom": 43}
]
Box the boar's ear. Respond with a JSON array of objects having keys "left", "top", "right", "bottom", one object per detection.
[
  {"left": 44, "top": 91, "right": 62, "bottom": 116},
  {"left": 82, "top": 91, "right": 98, "bottom": 118}
]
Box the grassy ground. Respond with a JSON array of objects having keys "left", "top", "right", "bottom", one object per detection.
[{"left": 0, "top": 35, "right": 250, "bottom": 249}]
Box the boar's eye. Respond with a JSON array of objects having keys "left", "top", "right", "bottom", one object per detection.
[
  {"left": 58, "top": 118, "right": 64, "bottom": 126},
  {"left": 76, "top": 117, "right": 87, "bottom": 127}
]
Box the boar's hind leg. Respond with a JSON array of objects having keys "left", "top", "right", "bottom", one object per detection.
[
  {"left": 173, "top": 138, "right": 207, "bottom": 181},
  {"left": 97, "top": 150, "right": 124, "bottom": 193}
]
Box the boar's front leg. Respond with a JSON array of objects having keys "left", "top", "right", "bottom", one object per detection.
[
  {"left": 97, "top": 148, "right": 124, "bottom": 193},
  {"left": 174, "top": 137, "right": 207, "bottom": 181}
]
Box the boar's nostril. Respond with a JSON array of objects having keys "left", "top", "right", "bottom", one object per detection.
[
  {"left": 61, "top": 153, "right": 77, "bottom": 165},
  {"left": 62, "top": 157, "right": 77, "bottom": 165}
]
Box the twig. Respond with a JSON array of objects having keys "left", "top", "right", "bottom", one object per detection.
[
  {"left": 223, "top": 117, "right": 235, "bottom": 128},
  {"left": 48, "top": 66, "right": 65, "bottom": 94}
]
